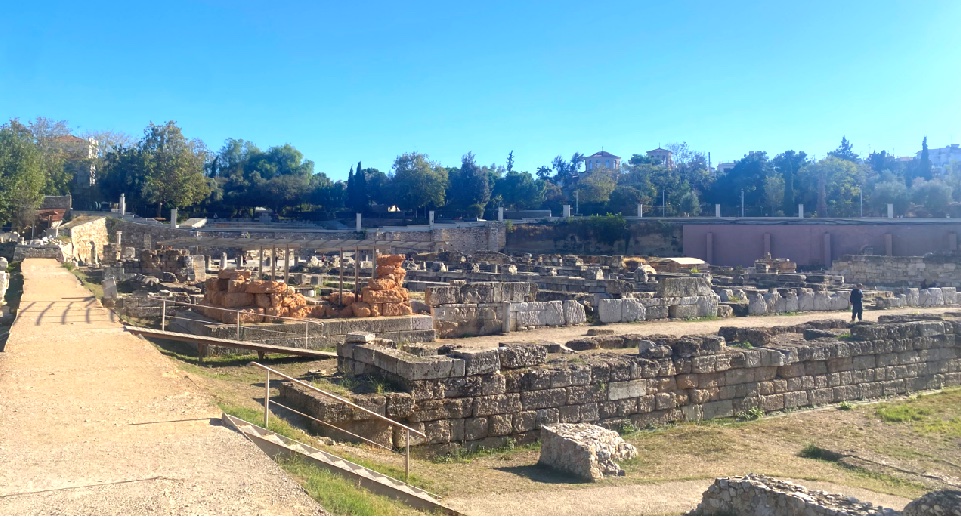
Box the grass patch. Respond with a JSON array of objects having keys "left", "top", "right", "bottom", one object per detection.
[
  {"left": 69, "top": 267, "right": 104, "bottom": 300},
  {"left": 736, "top": 407, "right": 765, "bottom": 421},
  {"left": 218, "top": 401, "right": 319, "bottom": 444},
  {"left": 838, "top": 401, "right": 854, "bottom": 411},
  {"left": 876, "top": 405, "right": 932, "bottom": 423},
  {"left": 799, "top": 444, "right": 844, "bottom": 462},
  {"left": 432, "top": 438, "right": 539, "bottom": 464},
  {"left": 729, "top": 341, "right": 754, "bottom": 349},
  {"left": 277, "top": 455, "right": 424, "bottom": 515}
]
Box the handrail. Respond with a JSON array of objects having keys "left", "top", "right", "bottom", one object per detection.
[{"left": 248, "top": 361, "right": 426, "bottom": 438}]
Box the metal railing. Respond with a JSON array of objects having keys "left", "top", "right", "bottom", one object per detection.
[
  {"left": 248, "top": 361, "right": 426, "bottom": 481},
  {"left": 154, "top": 298, "right": 328, "bottom": 349}
]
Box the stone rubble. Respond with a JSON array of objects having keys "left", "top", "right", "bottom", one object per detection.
[{"left": 538, "top": 423, "right": 637, "bottom": 481}]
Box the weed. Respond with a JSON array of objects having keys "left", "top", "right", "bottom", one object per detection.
[
  {"left": 618, "top": 421, "right": 638, "bottom": 435},
  {"left": 62, "top": 261, "right": 75, "bottom": 271},
  {"left": 838, "top": 401, "right": 854, "bottom": 411},
  {"left": 277, "top": 455, "right": 423, "bottom": 515},
  {"left": 799, "top": 444, "right": 843, "bottom": 462},
  {"left": 432, "top": 439, "right": 538, "bottom": 464},
  {"left": 735, "top": 407, "right": 764, "bottom": 421},
  {"left": 876, "top": 405, "right": 932, "bottom": 423},
  {"left": 838, "top": 332, "right": 854, "bottom": 341},
  {"left": 729, "top": 341, "right": 754, "bottom": 349}
]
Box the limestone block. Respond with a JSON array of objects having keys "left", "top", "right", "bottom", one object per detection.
[
  {"left": 919, "top": 288, "right": 944, "bottom": 307},
  {"left": 645, "top": 306, "right": 669, "bottom": 320},
  {"left": 942, "top": 287, "right": 957, "bottom": 305},
  {"left": 449, "top": 348, "right": 501, "bottom": 375},
  {"left": 798, "top": 289, "right": 815, "bottom": 311},
  {"left": 598, "top": 299, "right": 622, "bottom": 324},
  {"left": 905, "top": 288, "right": 920, "bottom": 306},
  {"left": 425, "top": 286, "right": 459, "bottom": 306},
  {"left": 669, "top": 304, "right": 698, "bottom": 319},
  {"left": 498, "top": 342, "right": 548, "bottom": 369},
  {"left": 656, "top": 277, "right": 713, "bottom": 298},
  {"left": 102, "top": 277, "right": 118, "bottom": 299},
  {"left": 621, "top": 299, "right": 645, "bottom": 322},
  {"left": 608, "top": 380, "right": 647, "bottom": 400},
  {"left": 563, "top": 300, "right": 587, "bottom": 325},
  {"left": 747, "top": 292, "right": 769, "bottom": 315},
  {"left": 694, "top": 296, "right": 719, "bottom": 318},
  {"left": 538, "top": 423, "right": 638, "bottom": 481}
]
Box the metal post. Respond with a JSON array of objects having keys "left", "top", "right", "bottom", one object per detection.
[
  {"left": 339, "top": 249, "right": 344, "bottom": 303},
  {"left": 859, "top": 187, "right": 863, "bottom": 218},
  {"left": 305, "top": 321, "right": 309, "bottom": 348},
  {"left": 161, "top": 299, "right": 167, "bottom": 331},
  {"left": 741, "top": 189, "right": 745, "bottom": 218},
  {"left": 264, "top": 370, "right": 270, "bottom": 428},
  {"left": 574, "top": 190, "right": 579, "bottom": 215},
  {"left": 271, "top": 246, "right": 277, "bottom": 280},
  {"left": 259, "top": 247, "right": 264, "bottom": 279},
  {"left": 284, "top": 247, "right": 291, "bottom": 285},
  {"left": 354, "top": 247, "right": 360, "bottom": 295},
  {"left": 236, "top": 311, "right": 241, "bottom": 340},
  {"left": 405, "top": 428, "right": 410, "bottom": 482}
]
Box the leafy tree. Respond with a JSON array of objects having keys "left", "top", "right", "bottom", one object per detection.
[
  {"left": 390, "top": 152, "right": 448, "bottom": 213},
  {"left": 867, "top": 150, "right": 898, "bottom": 175},
  {"left": 870, "top": 178, "right": 909, "bottom": 216},
  {"left": 493, "top": 170, "right": 541, "bottom": 209},
  {"left": 363, "top": 168, "right": 390, "bottom": 206},
  {"left": 678, "top": 189, "right": 701, "bottom": 216},
  {"left": 446, "top": 152, "right": 490, "bottom": 216},
  {"left": 910, "top": 178, "right": 952, "bottom": 216},
  {"left": 607, "top": 186, "right": 646, "bottom": 215},
  {"left": 829, "top": 137, "right": 859, "bottom": 162},
  {"left": 577, "top": 168, "right": 617, "bottom": 204},
  {"left": 98, "top": 144, "right": 149, "bottom": 214},
  {"left": 763, "top": 174, "right": 785, "bottom": 216},
  {"left": 309, "top": 176, "right": 345, "bottom": 216},
  {"left": 138, "top": 121, "right": 211, "bottom": 217},
  {"left": 535, "top": 165, "right": 552, "bottom": 181},
  {"left": 797, "top": 156, "right": 864, "bottom": 217},
  {"left": 0, "top": 122, "right": 45, "bottom": 230},
  {"left": 713, "top": 151, "right": 772, "bottom": 210},
  {"left": 346, "top": 161, "right": 369, "bottom": 213},
  {"left": 772, "top": 150, "right": 808, "bottom": 214},
  {"left": 506, "top": 151, "right": 514, "bottom": 173}
]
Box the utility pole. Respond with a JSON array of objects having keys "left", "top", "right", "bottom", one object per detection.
[
  {"left": 574, "top": 190, "right": 579, "bottom": 215},
  {"left": 859, "top": 185, "right": 863, "bottom": 218},
  {"left": 741, "top": 189, "right": 745, "bottom": 218},
  {"left": 662, "top": 190, "right": 666, "bottom": 217}
]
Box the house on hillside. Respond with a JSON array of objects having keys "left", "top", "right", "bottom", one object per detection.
[
  {"left": 646, "top": 148, "right": 674, "bottom": 170},
  {"left": 584, "top": 151, "right": 621, "bottom": 171}
]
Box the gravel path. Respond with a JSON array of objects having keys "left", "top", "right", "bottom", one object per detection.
[{"left": 0, "top": 259, "right": 324, "bottom": 515}]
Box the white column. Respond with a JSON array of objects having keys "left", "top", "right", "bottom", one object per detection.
[
  {"left": 563, "top": 205, "right": 572, "bottom": 218},
  {"left": 798, "top": 204, "right": 804, "bottom": 219},
  {"left": 355, "top": 212, "right": 362, "bottom": 231},
  {"left": 637, "top": 204, "right": 643, "bottom": 218},
  {"left": 887, "top": 203, "right": 894, "bottom": 218},
  {"left": 498, "top": 206, "right": 504, "bottom": 222},
  {"left": 119, "top": 194, "right": 126, "bottom": 216},
  {"left": 428, "top": 210, "right": 435, "bottom": 228},
  {"left": 715, "top": 204, "right": 721, "bottom": 217},
  {"left": 170, "top": 208, "right": 178, "bottom": 228}
]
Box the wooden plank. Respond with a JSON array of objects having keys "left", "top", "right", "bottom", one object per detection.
[{"left": 123, "top": 326, "right": 337, "bottom": 359}]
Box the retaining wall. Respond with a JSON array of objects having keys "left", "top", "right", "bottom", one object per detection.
[
  {"left": 831, "top": 254, "right": 961, "bottom": 288},
  {"left": 280, "top": 314, "right": 961, "bottom": 449}
]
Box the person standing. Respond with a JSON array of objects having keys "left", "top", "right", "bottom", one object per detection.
[{"left": 850, "top": 284, "right": 864, "bottom": 322}]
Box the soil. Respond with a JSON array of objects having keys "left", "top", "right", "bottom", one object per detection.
[{"left": 0, "top": 259, "right": 325, "bottom": 515}]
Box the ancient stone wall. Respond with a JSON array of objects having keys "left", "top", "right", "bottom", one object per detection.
[
  {"left": 719, "top": 286, "right": 960, "bottom": 316},
  {"left": 282, "top": 316, "right": 961, "bottom": 449},
  {"left": 425, "top": 282, "right": 586, "bottom": 337},
  {"left": 832, "top": 254, "right": 961, "bottom": 288},
  {"left": 13, "top": 245, "right": 64, "bottom": 262},
  {"left": 599, "top": 277, "right": 721, "bottom": 323},
  {"left": 505, "top": 220, "right": 682, "bottom": 256},
  {"left": 64, "top": 216, "right": 109, "bottom": 264}
]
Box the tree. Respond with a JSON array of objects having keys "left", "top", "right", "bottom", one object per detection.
[
  {"left": 506, "top": 151, "right": 514, "bottom": 173},
  {"left": 346, "top": 161, "right": 369, "bottom": 213},
  {"left": 712, "top": 151, "right": 772, "bottom": 210},
  {"left": 446, "top": 152, "right": 491, "bottom": 217},
  {"left": 918, "top": 136, "right": 932, "bottom": 181},
  {"left": 762, "top": 175, "right": 785, "bottom": 216},
  {"left": 797, "top": 156, "right": 864, "bottom": 217},
  {"left": 390, "top": 152, "right": 448, "bottom": 213},
  {"left": 535, "top": 165, "right": 552, "bottom": 181},
  {"left": 678, "top": 189, "right": 701, "bottom": 216},
  {"left": 871, "top": 179, "right": 909, "bottom": 216},
  {"left": 493, "top": 170, "right": 542, "bottom": 209},
  {"left": 911, "top": 178, "right": 952, "bottom": 216},
  {"left": 607, "top": 186, "right": 646, "bottom": 215},
  {"left": 577, "top": 168, "right": 617, "bottom": 205},
  {"left": 0, "top": 122, "right": 45, "bottom": 230},
  {"left": 772, "top": 150, "right": 808, "bottom": 214},
  {"left": 139, "top": 121, "right": 210, "bottom": 217},
  {"left": 829, "top": 137, "right": 859, "bottom": 162}
]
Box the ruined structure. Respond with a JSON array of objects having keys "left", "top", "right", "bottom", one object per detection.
[{"left": 280, "top": 314, "right": 961, "bottom": 449}]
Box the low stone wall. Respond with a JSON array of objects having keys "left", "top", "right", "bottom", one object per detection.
[
  {"left": 425, "top": 282, "right": 586, "bottom": 337},
  {"left": 718, "top": 287, "right": 959, "bottom": 316},
  {"left": 600, "top": 277, "right": 721, "bottom": 323},
  {"left": 281, "top": 314, "right": 961, "bottom": 449},
  {"left": 689, "top": 474, "right": 898, "bottom": 515},
  {"left": 171, "top": 311, "right": 435, "bottom": 349},
  {"left": 832, "top": 254, "right": 961, "bottom": 288},
  {"left": 13, "top": 245, "right": 64, "bottom": 262}
]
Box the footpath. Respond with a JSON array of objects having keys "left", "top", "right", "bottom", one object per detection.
[{"left": 0, "top": 259, "right": 324, "bottom": 515}]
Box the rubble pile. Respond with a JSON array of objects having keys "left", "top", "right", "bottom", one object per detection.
[{"left": 198, "top": 254, "right": 412, "bottom": 323}]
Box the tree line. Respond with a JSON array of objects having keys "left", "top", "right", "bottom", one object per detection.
[{"left": 0, "top": 117, "right": 956, "bottom": 231}]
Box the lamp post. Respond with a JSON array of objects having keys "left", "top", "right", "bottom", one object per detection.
[{"left": 740, "top": 189, "right": 745, "bottom": 218}]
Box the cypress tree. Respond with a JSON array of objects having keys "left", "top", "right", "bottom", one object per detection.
[{"left": 355, "top": 161, "right": 367, "bottom": 212}]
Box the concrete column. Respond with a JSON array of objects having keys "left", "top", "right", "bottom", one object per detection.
[
  {"left": 221, "top": 252, "right": 228, "bottom": 271},
  {"left": 763, "top": 233, "right": 772, "bottom": 256},
  {"left": 205, "top": 255, "right": 212, "bottom": 271},
  {"left": 885, "top": 233, "right": 893, "bottom": 256},
  {"left": 284, "top": 247, "right": 291, "bottom": 284},
  {"left": 237, "top": 251, "right": 245, "bottom": 268},
  {"left": 119, "top": 194, "right": 126, "bottom": 216},
  {"left": 706, "top": 232, "right": 714, "bottom": 264},
  {"left": 259, "top": 247, "right": 265, "bottom": 277},
  {"left": 271, "top": 247, "right": 277, "bottom": 279},
  {"left": 715, "top": 204, "right": 721, "bottom": 218},
  {"left": 887, "top": 203, "right": 894, "bottom": 219},
  {"left": 637, "top": 204, "right": 643, "bottom": 218},
  {"left": 798, "top": 204, "right": 804, "bottom": 219},
  {"left": 115, "top": 231, "right": 122, "bottom": 247},
  {"left": 355, "top": 213, "right": 362, "bottom": 231},
  {"left": 563, "top": 205, "right": 572, "bottom": 218},
  {"left": 170, "top": 208, "right": 178, "bottom": 228},
  {"left": 428, "top": 211, "right": 435, "bottom": 228},
  {"left": 823, "top": 233, "right": 832, "bottom": 268},
  {"left": 950, "top": 232, "right": 958, "bottom": 251},
  {"left": 498, "top": 207, "right": 504, "bottom": 222}
]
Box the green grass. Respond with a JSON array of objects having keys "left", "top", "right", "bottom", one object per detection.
[
  {"left": 735, "top": 407, "right": 765, "bottom": 421},
  {"left": 729, "top": 341, "right": 754, "bottom": 349},
  {"left": 218, "top": 402, "right": 319, "bottom": 444},
  {"left": 876, "top": 405, "right": 932, "bottom": 423},
  {"left": 799, "top": 444, "right": 843, "bottom": 462},
  {"left": 838, "top": 401, "right": 854, "bottom": 411},
  {"left": 276, "top": 455, "right": 424, "bottom": 515},
  {"left": 432, "top": 438, "right": 540, "bottom": 464},
  {"left": 69, "top": 267, "right": 104, "bottom": 300}
]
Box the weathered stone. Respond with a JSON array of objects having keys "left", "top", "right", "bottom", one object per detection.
[
  {"left": 498, "top": 342, "right": 548, "bottom": 369},
  {"left": 538, "top": 423, "right": 638, "bottom": 481}
]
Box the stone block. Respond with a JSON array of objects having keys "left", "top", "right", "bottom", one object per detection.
[
  {"left": 669, "top": 304, "right": 699, "bottom": 319},
  {"left": 464, "top": 417, "right": 489, "bottom": 441},
  {"left": 449, "top": 348, "right": 501, "bottom": 375},
  {"left": 408, "top": 398, "right": 472, "bottom": 422},
  {"left": 622, "top": 299, "right": 645, "bottom": 322},
  {"left": 563, "top": 300, "right": 588, "bottom": 325},
  {"left": 488, "top": 414, "right": 513, "bottom": 436},
  {"left": 473, "top": 394, "right": 522, "bottom": 416},
  {"left": 645, "top": 305, "right": 669, "bottom": 320},
  {"left": 522, "top": 387, "right": 568, "bottom": 410},
  {"left": 498, "top": 342, "right": 548, "bottom": 369},
  {"left": 656, "top": 277, "right": 713, "bottom": 298},
  {"left": 598, "top": 299, "right": 622, "bottom": 324},
  {"left": 608, "top": 380, "right": 647, "bottom": 400},
  {"left": 538, "top": 423, "right": 638, "bottom": 481}
]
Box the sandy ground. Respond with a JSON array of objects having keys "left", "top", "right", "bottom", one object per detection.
[
  {"left": 0, "top": 259, "right": 324, "bottom": 515},
  {"left": 440, "top": 305, "right": 960, "bottom": 349}
]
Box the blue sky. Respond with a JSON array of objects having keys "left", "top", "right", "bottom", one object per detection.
[{"left": 2, "top": 1, "right": 959, "bottom": 180}]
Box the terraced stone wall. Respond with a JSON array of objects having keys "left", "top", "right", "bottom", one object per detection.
[{"left": 280, "top": 315, "right": 961, "bottom": 449}]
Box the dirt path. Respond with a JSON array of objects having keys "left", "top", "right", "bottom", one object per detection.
[
  {"left": 0, "top": 259, "right": 324, "bottom": 515},
  {"left": 442, "top": 305, "right": 960, "bottom": 349}
]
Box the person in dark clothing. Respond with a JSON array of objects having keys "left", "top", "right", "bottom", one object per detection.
[{"left": 850, "top": 284, "right": 864, "bottom": 322}]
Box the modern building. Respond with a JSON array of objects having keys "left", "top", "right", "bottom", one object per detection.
[
  {"left": 716, "top": 162, "right": 736, "bottom": 174},
  {"left": 920, "top": 144, "right": 961, "bottom": 171},
  {"left": 584, "top": 151, "right": 620, "bottom": 171},
  {"left": 53, "top": 135, "right": 99, "bottom": 186},
  {"left": 646, "top": 148, "right": 674, "bottom": 169}
]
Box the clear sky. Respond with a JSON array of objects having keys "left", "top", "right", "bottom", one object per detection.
[{"left": 2, "top": 0, "right": 959, "bottom": 180}]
